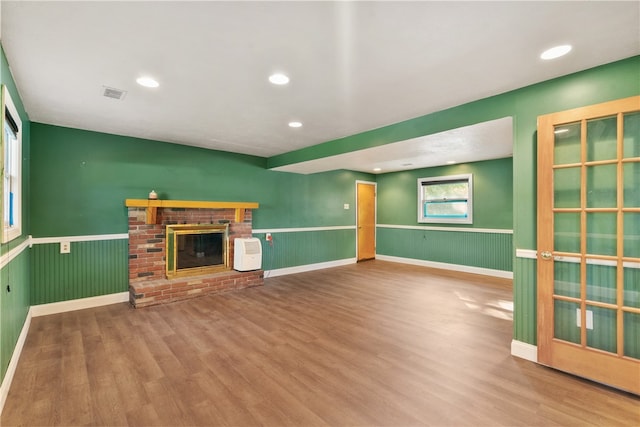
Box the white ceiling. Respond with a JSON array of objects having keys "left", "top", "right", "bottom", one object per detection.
[
  {"left": 1, "top": 1, "right": 639, "bottom": 172},
  {"left": 272, "top": 116, "right": 513, "bottom": 174}
]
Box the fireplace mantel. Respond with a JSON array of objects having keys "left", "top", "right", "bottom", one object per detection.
[{"left": 125, "top": 199, "right": 259, "bottom": 224}]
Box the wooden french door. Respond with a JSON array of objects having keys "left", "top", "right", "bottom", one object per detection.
[
  {"left": 357, "top": 182, "right": 376, "bottom": 261},
  {"left": 537, "top": 96, "right": 640, "bottom": 394}
]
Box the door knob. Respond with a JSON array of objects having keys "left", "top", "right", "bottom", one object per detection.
[{"left": 540, "top": 251, "right": 553, "bottom": 260}]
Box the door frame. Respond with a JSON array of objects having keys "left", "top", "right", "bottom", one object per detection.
[{"left": 356, "top": 180, "right": 377, "bottom": 261}]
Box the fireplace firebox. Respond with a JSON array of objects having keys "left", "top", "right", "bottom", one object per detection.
[{"left": 166, "top": 224, "right": 229, "bottom": 278}]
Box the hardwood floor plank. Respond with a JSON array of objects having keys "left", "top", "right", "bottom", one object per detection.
[
  {"left": 193, "top": 369, "right": 263, "bottom": 427},
  {"left": 143, "top": 377, "right": 196, "bottom": 426},
  {"left": 125, "top": 402, "right": 164, "bottom": 426},
  {"left": 2, "top": 260, "right": 639, "bottom": 426}
]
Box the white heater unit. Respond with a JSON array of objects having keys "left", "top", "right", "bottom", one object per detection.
[{"left": 234, "top": 237, "right": 262, "bottom": 271}]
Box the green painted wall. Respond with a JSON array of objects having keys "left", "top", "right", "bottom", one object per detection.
[
  {"left": 0, "top": 251, "right": 30, "bottom": 382},
  {"left": 0, "top": 46, "right": 31, "bottom": 386},
  {"left": 30, "top": 124, "right": 372, "bottom": 236},
  {"left": 265, "top": 169, "right": 369, "bottom": 228},
  {"left": 255, "top": 229, "right": 356, "bottom": 271},
  {"left": 377, "top": 228, "right": 512, "bottom": 272},
  {"left": 513, "top": 256, "right": 537, "bottom": 344},
  {"left": 377, "top": 158, "right": 513, "bottom": 229}
]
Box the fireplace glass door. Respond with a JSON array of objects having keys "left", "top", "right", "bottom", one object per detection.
[{"left": 166, "top": 224, "right": 229, "bottom": 277}]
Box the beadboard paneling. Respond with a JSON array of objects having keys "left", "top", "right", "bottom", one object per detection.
[
  {"left": 376, "top": 227, "right": 512, "bottom": 272},
  {"left": 254, "top": 229, "right": 356, "bottom": 271},
  {"left": 0, "top": 248, "right": 30, "bottom": 382},
  {"left": 31, "top": 239, "right": 128, "bottom": 305},
  {"left": 513, "top": 256, "right": 537, "bottom": 345}
]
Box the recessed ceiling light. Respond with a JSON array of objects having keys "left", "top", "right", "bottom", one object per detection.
[
  {"left": 373, "top": 167, "right": 382, "bottom": 172},
  {"left": 446, "top": 160, "right": 457, "bottom": 165},
  {"left": 288, "top": 121, "right": 302, "bottom": 128},
  {"left": 540, "top": 45, "right": 572, "bottom": 60},
  {"left": 269, "top": 73, "right": 290, "bottom": 85},
  {"left": 136, "top": 76, "right": 159, "bottom": 88}
]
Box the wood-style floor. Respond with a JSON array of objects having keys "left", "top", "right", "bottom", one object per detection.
[{"left": 2, "top": 260, "right": 638, "bottom": 426}]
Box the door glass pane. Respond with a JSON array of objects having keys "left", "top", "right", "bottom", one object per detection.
[
  {"left": 623, "top": 112, "right": 640, "bottom": 158},
  {"left": 586, "top": 213, "right": 616, "bottom": 256},
  {"left": 623, "top": 312, "right": 640, "bottom": 359},
  {"left": 554, "top": 300, "right": 580, "bottom": 344},
  {"left": 586, "top": 263, "right": 616, "bottom": 304},
  {"left": 624, "top": 265, "right": 640, "bottom": 308},
  {"left": 555, "top": 213, "right": 580, "bottom": 253},
  {"left": 554, "top": 167, "right": 580, "bottom": 208},
  {"left": 586, "top": 305, "right": 616, "bottom": 353},
  {"left": 624, "top": 213, "right": 640, "bottom": 258},
  {"left": 623, "top": 161, "right": 639, "bottom": 207},
  {"left": 554, "top": 260, "right": 580, "bottom": 298},
  {"left": 586, "top": 165, "right": 617, "bottom": 208},
  {"left": 554, "top": 122, "right": 581, "bottom": 165},
  {"left": 587, "top": 116, "right": 617, "bottom": 162}
]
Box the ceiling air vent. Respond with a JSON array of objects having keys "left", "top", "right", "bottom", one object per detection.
[{"left": 102, "top": 86, "right": 127, "bottom": 100}]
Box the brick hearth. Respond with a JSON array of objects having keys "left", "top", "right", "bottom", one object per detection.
[{"left": 127, "top": 205, "right": 263, "bottom": 307}]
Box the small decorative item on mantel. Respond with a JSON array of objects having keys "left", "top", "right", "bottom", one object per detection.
[{"left": 148, "top": 190, "right": 158, "bottom": 200}]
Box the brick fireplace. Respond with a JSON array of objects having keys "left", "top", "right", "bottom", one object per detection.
[{"left": 126, "top": 200, "right": 263, "bottom": 308}]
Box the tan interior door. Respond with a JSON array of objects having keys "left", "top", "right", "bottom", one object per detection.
[
  {"left": 537, "top": 96, "right": 640, "bottom": 394},
  {"left": 357, "top": 182, "right": 376, "bottom": 261}
]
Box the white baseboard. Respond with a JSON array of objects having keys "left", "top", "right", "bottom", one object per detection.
[
  {"left": 0, "top": 307, "right": 32, "bottom": 417},
  {"left": 511, "top": 340, "right": 538, "bottom": 362},
  {"left": 31, "top": 292, "right": 130, "bottom": 317},
  {"left": 265, "top": 258, "right": 357, "bottom": 278},
  {"left": 375, "top": 254, "right": 513, "bottom": 279}
]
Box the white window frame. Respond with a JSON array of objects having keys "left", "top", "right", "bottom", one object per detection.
[
  {"left": 418, "top": 173, "right": 473, "bottom": 224},
  {"left": 2, "top": 85, "right": 22, "bottom": 243}
]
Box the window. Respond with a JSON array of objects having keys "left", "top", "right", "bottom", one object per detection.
[
  {"left": 418, "top": 174, "right": 473, "bottom": 224},
  {"left": 2, "top": 85, "right": 22, "bottom": 243}
]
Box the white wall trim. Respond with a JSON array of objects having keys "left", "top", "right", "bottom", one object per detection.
[
  {"left": 377, "top": 224, "right": 513, "bottom": 234},
  {"left": 376, "top": 254, "right": 513, "bottom": 279},
  {"left": 253, "top": 226, "right": 356, "bottom": 234},
  {"left": 31, "top": 292, "right": 130, "bottom": 317},
  {"left": 265, "top": 258, "right": 357, "bottom": 278},
  {"left": 31, "top": 233, "right": 129, "bottom": 245},
  {"left": 516, "top": 248, "right": 537, "bottom": 259},
  {"left": 0, "top": 235, "right": 32, "bottom": 270},
  {"left": 0, "top": 307, "right": 32, "bottom": 417},
  {"left": 511, "top": 340, "right": 538, "bottom": 362},
  {"left": 254, "top": 224, "right": 513, "bottom": 236}
]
